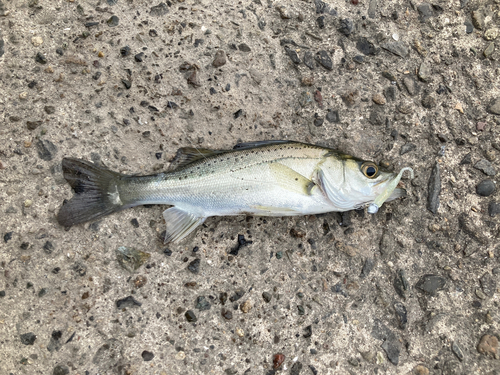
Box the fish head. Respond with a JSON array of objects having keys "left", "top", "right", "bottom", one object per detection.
[{"left": 318, "top": 155, "right": 412, "bottom": 211}]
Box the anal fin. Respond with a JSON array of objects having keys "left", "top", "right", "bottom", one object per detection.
[{"left": 163, "top": 207, "right": 206, "bottom": 243}]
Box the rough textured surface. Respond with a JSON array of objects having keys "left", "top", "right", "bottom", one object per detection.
[{"left": 1, "top": 0, "right": 500, "bottom": 374}]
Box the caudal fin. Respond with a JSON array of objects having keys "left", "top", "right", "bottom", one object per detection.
[{"left": 57, "top": 158, "right": 124, "bottom": 227}]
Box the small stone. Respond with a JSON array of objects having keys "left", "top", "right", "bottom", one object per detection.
[
  {"left": 150, "top": 2, "right": 169, "bottom": 17},
  {"left": 372, "top": 93, "right": 386, "bottom": 105},
  {"left": 476, "top": 180, "right": 496, "bottom": 196},
  {"left": 400, "top": 143, "right": 416, "bottom": 155},
  {"left": 187, "top": 258, "right": 200, "bottom": 274},
  {"left": 121, "top": 79, "right": 132, "bottom": 89},
  {"left": 20, "top": 332, "right": 37, "bottom": 345},
  {"left": 221, "top": 308, "right": 233, "bottom": 320},
  {"left": 484, "top": 28, "right": 499, "bottom": 41},
  {"left": 175, "top": 351, "right": 186, "bottom": 360},
  {"left": 360, "top": 258, "right": 375, "bottom": 278},
  {"left": 187, "top": 71, "right": 201, "bottom": 87},
  {"left": 285, "top": 46, "right": 301, "bottom": 64},
  {"left": 290, "top": 361, "right": 303, "bottom": 375},
  {"left": 35, "top": 52, "right": 47, "bottom": 64},
  {"left": 326, "top": 109, "right": 340, "bottom": 123},
  {"left": 338, "top": 18, "right": 354, "bottom": 36},
  {"left": 474, "top": 159, "right": 496, "bottom": 176},
  {"left": 249, "top": 68, "right": 263, "bottom": 84},
  {"left": 230, "top": 289, "right": 245, "bottom": 302},
  {"left": 36, "top": 140, "right": 58, "bottom": 161},
  {"left": 116, "top": 296, "right": 142, "bottom": 308},
  {"left": 487, "top": 98, "right": 500, "bottom": 115},
  {"left": 369, "top": 108, "right": 385, "bottom": 126},
  {"left": 27, "top": 120, "right": 42, "bottom": 130},
  {"left": 421, "top": 93, "right": 436, "bottom": 109},
  {"left": 262, "top": 292, "right": 272, "bottom": 303},
  {"left": 107, "top": 15, "right": 119, "bottom": 26},
  {"left": 384, "top": 86, "right": 397, "bottom": 101},
  {"left": 414, "top": 365, "right": 430, "bottom": 375},
  {"left": 356, "top": 37, "right": 377, "bottom": 55},
  {"left": 451, "top": 341, "right": 464, "bottom": 361},
  {"left": 240, "top": 300, "right": 252, "bottom": 313},
  {"left": 299, "top": 91, "right": 313, "bottom": 107},
  {"left": 53, "top": 365, "right": 69, "bottom": 375},
  {"left": 418, "top": 62, "right": 432, "bottom": 81},
  {"left": 44, "top": 106, "right": 55, "bottom": 114},
  {"left": 212, "top": 50, "right": 226, "bottom": 67},
  {"left": 32, "top": 36, "right": 43, "bottom": 46},
  {"left": 477, "top": 334, "right": 498, "bottom": 358},
  {"left": 185, "top": 310, "right": 197, "bottom": 322},
  {"left": 195, "top": 296, "right": 211, "bottom": 311},
  {"left": 416, "top": 275, "right": 446, "bottom": 295},
  {"left": 484, "top": 42, "right": 495, "bottom": 58},
  {"left": 238, "top": 43, "right": 251, "bottom": 52},
  {"left": 335, "top": 241, "right": 357, "bottom": 257},
  {"left": 417, "top": 3, "right": 434, "bottom": 22},
  {"left": 142, "top": 351, "right": 154, "bottom": 361},
  {"left": 471, "top": 10, "right": 484, "bottom": 30},
  {"left": 427, "top": 162, "right": 441, "bottom": 214},
  {"left": 273, "top": 353, "right": 285, "bottom": 369},
  {"left": 315, "top": 50, "right": 333, "bottom": 70},
  {"left": 317, "top": 16, "right": 325, "bottom": 29},
  {"left": 314, "top": 0, "right": 337, "bottom": 15},
  {"left": 116, "top": 246, "right": 150, "bottom": 272},
  {"left": 303, "top": 51, "right": 315, "bottom": 70},
  {"left": 341, "top": 90, "right": 359, "bottom": 106},
  {"left": 120, "top": 46, "right": 131, "bottom": 57},
  {"left": 394, "top": 302, "right": 407, "bottom": 329},
  {"left": 381, "top": 41, "right": 409, "bottom": 58},
  {"left": 403, "top": 77, "right": 418, "bottom": 96},
  {"left": 134, "top": 52, "right": 144, "bottom": 62},
  {"left": 489, "top": 201, "right": 500, "bottom": 217}
]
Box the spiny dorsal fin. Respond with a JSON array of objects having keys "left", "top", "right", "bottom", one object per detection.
[
  {"left": 168, "top": 147, "right": 225, "bottom": 171},
  {"left": 232, "top": 140, "right": 295, "bottom": 150}
]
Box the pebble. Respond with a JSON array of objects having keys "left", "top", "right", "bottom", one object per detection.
[
  {"left": 142, "top": 351, "right": 154, "bottom": 361},
  {"left": 299, "top": 91, "right": 313, "bottom": 107},
  {"left": 451, "top": 341, "right": 464, "bottom": 361},
  {"left": 303, "top": 51, "right": 315, "bottom": 69},
  {"left": 403, "top": 77, "right": 418, "bottom": 96},
  {"left": 368, "top": 109, "right": 385, "bottom": 126},
  {"left": 212, "top": 50, "right": 226, "bottom": 67},
  {"left": 484, "top": 28, "right": 499, "bottom": 41},
  {"left": 381, "top": 41, "right": 409, "bottom": 58},
  {"left": 290, "top": 361, "right": 303, "bottom": 375},
  {"left": 187, "top": 71, "right": 201, "bottom": 87},
  {"left": 372, "top": 93, "right": 386, "bottom": 105},
  {"left": 487, "top": 98, "right": 500, "bottom": 115},
  {"left": 240, "top": 300, "right": 252, "bottom": 313},
  {"left": 400, "top": 143, "right": 416, "bottom": 155},
  {"left": 53, "top": 365, "right": 69, "bottom": 375},
  {"left": 477, "top": 334, "right": 498, "bottom": 358},
  {"left": 417, "top": 3, "right": 434, "bottom": 22},
  {"left": 317, "top": 16, "right": 325, "bottom": 29},
  {"left": 415, "top": 274, "right": 446, "bottom": 295},
  {"left": 238, "top": 43, "right": 251, "bottom": 52},
  {"left": 314, "top": 0, "right": 337, "bottom": 15},
  {"left": 315, "top": 50, "right": 333, "bottom": 70},
  {"left": 393, "top": 302, "right": 407, "bottom": 329},
  {"left": 27, "top": 120, "right": 42, "bottom": 130},
  {"left": 421, "top": 93, "right": 436, "bottom": 109},
  {"left": 276, "top": 5, "right": 293, "bottom": 19},
  {"left": 150, "top": 2, "right": 169, "bottom": 16},
  {"left": 273, "top": 353, "right": 285, "bottom": 369},
  {"left": 20, "top": 332, "right": 37, "bottom": 345},
  {"left": 262, "top": 292, "right": 272, "bottom": 303},
  {"left": 107, "top": 15, "right": 119, "bottom": 27},
  {"left": 185, "top": 310, "right": 197, "bottom": 322},
  {"left": 175, "top": 351, "right": 186, "bottom": 360},
  {"left": 394, "top": 269, "right": 409, "bottom": 299},
  {"left": 360, "top": 258, "right": 374, "bottom": 278},
  {"left": 326, "top": 109, "right": 340, "bottom": 123},
  {"left": 476, "top": 180, "right": 496, "bottom": 196},
  {"left": 335, "top": 241, "right": 357, "bottom": 257},
  {"left": 414, "top": 365, "right": 430, "bottom": 375},
  {"left": 384, "top": 86, "right": 397, "bottom": 101},
  {"left": 195, "top": 296, "right": 211, "bottom": 311},
  {"left": 187, "top": 258, "right": 200, "bottom": 274},
  {"left": 115, "top": 246, "right": 150, "bottom": 272},
  {"left": 36, "top": 140, "right": 58, "bottom": 161},
  {"left": 489, "top": 201, "right": 500, "bottom": 217},
  {"left": 121, "top": 79, "right": 131, "bottom": 89},
  {"left": 285, "top": 46, "right": 301, "bottom": 64},
  {"left": 338, "top": 18, "right": 354, "bottom": 36},
  {"left": 474, "top": 159, "right": 496, "bottom": 176},
  {"left": 116, "top": 296, "right": 142, "bottom": 308},
  {"left": 484, "top": 42, "right": 495, "bottom": 58},
  {"left": 427, "top": 162, "right": 441, "bottom": 214},
  {"left": 221, "top": 308, "right": 233, "bottom": 320},
  {"left": 31, "top": 36, "right": 43, "bottom": 46},
  {"left": 356, "top": 37, "right": 377, "bottom": 55},
  {"left": 249, "top": 68, "right": 263, "bottom": 84},
  {"left": 471, "top": 10, "right": 484, "bottom": 30},
  {"left": 230, "top": 289, "right": 245, "bottom": 302},
  {"left": 35, "top": 52, "right": 47, "bottom": 64}
]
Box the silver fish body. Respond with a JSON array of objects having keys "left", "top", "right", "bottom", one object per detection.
[{"left": 57, "top": 140, "right": 412, "bottom": 242}]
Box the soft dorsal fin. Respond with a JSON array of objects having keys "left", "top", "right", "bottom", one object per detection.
[
  {"left": 168, "top": 147, "right": 225, "bottom": 171},
  {"left": 232, "top": 140, "right": 295, "bottom": 150}
]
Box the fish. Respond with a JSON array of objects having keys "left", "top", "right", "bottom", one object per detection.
[{"left": 57, "top": 140, "right": 414, "bottom": 243}]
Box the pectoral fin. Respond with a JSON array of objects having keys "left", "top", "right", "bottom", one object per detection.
[
  {"left": 268, "top": 163, "right": 315, "bottom": 196},
  {"left": 162, "top": 207, "right": 206, "bottom": 243}
]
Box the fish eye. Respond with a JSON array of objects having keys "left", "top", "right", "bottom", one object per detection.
[{"left": 361, "top": 162, "right": 378, "bottom": 179}]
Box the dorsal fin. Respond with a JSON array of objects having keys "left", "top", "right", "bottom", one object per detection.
[
  {"left": 232, "top": 140, "right": 295, "bottom": 150},
  {"left": 168, "top": 147, "right": 225, "bottom": 171}
]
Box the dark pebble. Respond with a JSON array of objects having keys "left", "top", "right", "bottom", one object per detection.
[
  {"left": 28, "top": 80, "right": 37, "bottom": 89},
  {"left": 382, "top": 71, "right": 397, "bottom": 81},
  {"left": 53, "top": 365, "right": 69, "bottom": 375},
  {"left": 72, "top": 262, "right": 87, "bottom": 276},
  {"left": 4, "top": 232, "right": 13, "bottom": 243},
  {"left": 212, "top": 50, "right": 227, "bottom": 67},
  {"left": 417, "top": 3, "right": 434, "bottom": 22},
  {"left": 107, "top": 15, "right": 119, "bottom": 27},
  {"left": 464, "top": 20, "right": 473, "bottom": 34},
  {"left": 116, "top": 296, "right": 142, "bottom": 308},
  {"left": 142, "top": 350, "right": 154, "bottom": 361},
  {"left": 474, "top": 159, "right": 497, "bottom": 176},
  {"left": 225, "top": 83, "right": 230, "bottom": 91},
  {"left": 394, "top": 302, "right": 407, "bottom": 329},
  {"left": 476, "top": 180, "right": 496, "bottom": 196},
  {"left": 297, "top": 305, "right": 305, "bottom": 315},
  {"left": 120, "top": 46, "right": 131, "bottom": 57},
  {"left": 238, "top": 43, "right": 251, "bottom": 52},
  {"left": 36, "top": 139, "right": 58, "bottom": 161},
  {"left": 353, "top": 55, "right": 364, "bottom": 64},
  {"left": 394, "top": 269, "right": 409, "bottom": 299},
  {"left": 368, "top": 108, "right": 385, "bottom": 126},
  {"left": 187, "top": 71, "right": 201, "bottom": 87},
  {"left": 489, "top": 201, "right": 500, "bottom": 217},
  {"left": 314, "top": 0, "right": 337, "bottom": 15},
  {"left": 303, "top": 325, "right": 312, "bottom": 338},
  {"left": 35, "top": 52, "right": 47, "bottom": 64},
  {"left": 210, "top": 87, "right": 217, "bottom": 95},
  {"left": 325, "top": 109, "right": 340, "bottom": 123},
  {"left": 315, "top": 50, "right": 333, "bottom": 70},
  {"left": 0, "top": 38, "right": 4, "bottom": 58},
  {"left": 229, "top": 289, "right": 245, "bottom": 302},
  {"left": 20, "top": 242, "right": 29, "bottom": 250},
  {"left": 150, "top": 2, "right": 169, "bottom": 16},
  {"left": 384, "top": 86, "right": 397, "bottom": 101},
  {"left": 234, "top": 109, "right": 243, "bottom": 119},
  {"left": 416, "top": 274, "right": 446, "bottom": 295},
  {"left": 195, "top": 296, "right": 211, "bottom": 311},
  {"left": 303, "top": 51, "right": 315, "bottom": 69},
  {"left": 185, "top": 310, "right": 197, "bottom": 322},
  {"left": 20, "top": 332, "right": 37, "bottom": 345},
  {"left": 130, "top": 218, "right": 139, "bottom": 228},
  {"left": 400, "top": 143, "right": 416, "bottom": 155},
  {"left": 220, "top": 292, "right": 228, "bottom": 305},
  {"left": 316, "top": 16, "right": 325, "bottom": 29},
  {"left": 93, "top": 71, "right": 102, "bottom": 80},
  {"left": 194, "top": 39, "right": 204, "bottom": 47},
  {"left": 163, "top": 248, "right": 172, "bottom": 256},
  {"left": 290, "top": 361, "right": 303, "bottom": 375},
  {"left": 44, "top": 105, "right": 55, "bottom": 114},
  {"left": 338, "top": 18, "right": 354, "bottom": 36},
  {"left": 460, "top": 153, "right": 471, "bottom": 165},
  {"left": 452, "top": 341, "right": 464, "bottom": 361},
  {"left": 27, "top": 120, "right": 42, "bottom": 130},
  {"left": 360, "top": 258, "right": 374, "bottom": 278},
  {"left": 381, "top": 41, "right": 409, "bottom": 58},
  {"left": 0, "top": 291, "right": 5, "bottom": 297},
  {"left": 187, "top": 258, "right": 200, "bottom": 274},
  {"left": 56, "top": 48, "right": 64, "bottom": 56},
  {"left": 85, "top": 21, "right": 99, "bottom": 28},
  {"left": 121, "top": 79, "right": 132, "bottom": 89},
  {"left": 221, "top": 308, "right": 233, "bottom": 320},
  {"left": 421, "top": 93, "right": 436, "bottom": 108},
  {"left": 155, "top": 152, "right": 162, "bottom": 159},
  {"left": 356, "top": 37, "right": 377, "bottom": 55},
  {"left": 262, "top": 292, "right": 272, "bottom": 303},
  {"left": 313, "top": 117, "right": 324, "bottom": 127},
  {"left": 427, "top": 162, "right": 441, "bottom": 214},
  {"left": 285, "top": 46, "right": 301, "bottom": 64},
  {"left": 166, "top": 101, "right": 178, "bottom": 109},
  {"left": 134, "top": 52, "right": 144, "bottom": 62}
]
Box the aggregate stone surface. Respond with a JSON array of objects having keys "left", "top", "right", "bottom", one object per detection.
[{"left": 1, "top": 0, "right": 500, "bottom": 374}]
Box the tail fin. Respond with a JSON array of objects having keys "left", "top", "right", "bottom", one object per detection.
[{"left": 57, "top": 158, "right": 124, "bottom": 227}]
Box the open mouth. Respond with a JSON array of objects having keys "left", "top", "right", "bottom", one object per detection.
[{"left": 368, "top": 167, "right": 414, "bottom": 214}]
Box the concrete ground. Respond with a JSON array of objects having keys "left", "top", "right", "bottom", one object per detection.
[{"left": 1, "top": 0, "right": 500, "bottom": 374}]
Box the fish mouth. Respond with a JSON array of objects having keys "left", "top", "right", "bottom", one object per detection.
[{"left": 368, "top": 167, "right": 414, "bottom": 214}]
